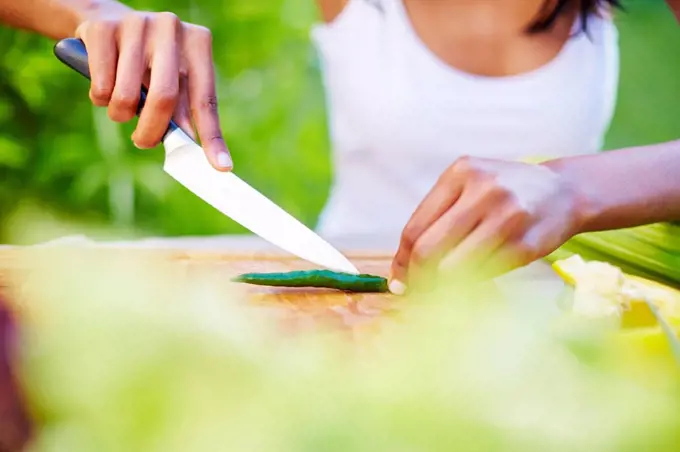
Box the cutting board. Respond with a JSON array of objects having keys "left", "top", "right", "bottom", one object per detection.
[
  {"left": 176, "top": 249, "right": 398, "bottom": 333},
  {"left": 0, "top": 244, "right": 567, "bottom": 335},
  {"left": 0, "top": 247, "right": 399, "bottom": 334}
]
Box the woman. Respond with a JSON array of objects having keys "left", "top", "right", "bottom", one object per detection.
[
  {"left": 2, "top": 0, "right": 680, "bottom": 294},
  {"left": 311, "top": 0, "right": 680, "bottom": 293},
  {"left": 312, "top": 0, "right": 619, "bottom": 242}
]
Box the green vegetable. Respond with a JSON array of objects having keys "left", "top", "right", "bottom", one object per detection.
[
  {"left": 232, "top": 270, "right": 389, "bottom": 293},
  {"left": 546, "top": 223, "right": 680, "bottom": 289}
]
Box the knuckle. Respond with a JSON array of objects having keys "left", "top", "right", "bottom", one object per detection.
[
  {"left": 90, "top": 96, "right": 108, "bottom": 107},
  {"left": 88, "top": 18, "right": 119, "bottom": 34},
  {"left": 392, "top": 252, "right": 407, "bottom": 271},
  {"left": 469, "top": 169, "right": 490, "bottom": 186},
  {"left": 514, "top": 241, "right": 537, "bottom": 262},
  {"left": 150, "top": 87, "right": 178, "bottom": 111},
  {"left": 83, "top": 19, "right": 120, "bottom": 40},
  {"left": 453, "top": 155, "right": 475, "bottom": 173},
  {"left": 206, "top": 134, "right": 225, "bottom": 145},
  {"left": 449, "top": 155, "right": 486, "bottom": 182},
  {"left": 188, "top": 25, "right": 213, "bottom": 45},
  {"left": 505, "top": 205, "right": 530, "bottom": 228},
  {"left": 194, "top": 95, "right": 219, "bottom": 113},
  {"left": 122, "top": 11, "right": 148, "bottom": 29},
  {"left": 90, "top": 85, "right": 114, "bottom": 103},
  {"left": 497, "top": 207, "right": 529, "bottom": 238},
  {"left": 156, "top": 11, "right": 180, "bottom": 23},
  {"left": 440, "top": 165, "right": 456, "bottom": 183},
  {"left": 111, "top": 92, "right": 140, "bottom": 112},
  {"left": 449, "top": 206, "right": 474, "bottom": 227},
  {"left": 400, "top": 227, "right": 418, "bottom": 253},
  {"left": 481, "top": 179, "right": 509, "bottom": 202},
  {"left": 410, "top": 248, "right": 426, "bottom": 266},
  {"left": 107, "top": 107, "right": 131, "bottom": 122},
  {"left": 440, "top": 157, "right": 468, "bottom": 182},
  {"left": 77, "top": 17, "right": 117, "bottom": 39},
  {"left": 155, "top": 11, "right": 180, "bottom": 30},
  {"left": 410, "top": 238, "right": 431, "bottom": 266}
]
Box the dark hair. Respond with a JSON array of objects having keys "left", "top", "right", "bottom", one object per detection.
[{"left": 528, "top": 0, "right": 623, "bottom": 33}]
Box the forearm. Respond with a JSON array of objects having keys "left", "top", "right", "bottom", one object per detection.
[
  {"left": 0, "top": 0, "right": 130, "bottom": 40},
  {"left": 544, "top": 140, "right": 680, "bottom": 233},
  {"left": 666, "top": 0, "right": 680, "bottom": 22}
]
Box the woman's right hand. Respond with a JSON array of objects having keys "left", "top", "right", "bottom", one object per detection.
[{"left": 75, "top": 4, "right": 232, "bottom": 170}]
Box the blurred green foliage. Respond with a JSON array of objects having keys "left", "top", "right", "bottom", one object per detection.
[
  {"left": 13, "top": 248, "right": 680, "bottom": 451},
  {"left": 0, "top": 0, "right": 330, "bottom": 241},
  {"left": 0, "top": 0, "right": 679, "bottom": 243}
]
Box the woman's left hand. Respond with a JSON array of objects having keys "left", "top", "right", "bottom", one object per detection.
[{"left": 389, "top": 156, "right": 587, "bottom": 294}]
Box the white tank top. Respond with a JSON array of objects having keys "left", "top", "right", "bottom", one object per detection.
[{"left": 311, "top": 0, "right": 620, "bottom": 246}]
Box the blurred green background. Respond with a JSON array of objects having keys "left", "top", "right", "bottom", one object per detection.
[{"left": 0, "top": 0, "right": 678, "bottom": 243}]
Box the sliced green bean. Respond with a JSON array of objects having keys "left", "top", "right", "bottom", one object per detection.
[{"left": 232, "top": 270, "right": 389, "bottom": 293}]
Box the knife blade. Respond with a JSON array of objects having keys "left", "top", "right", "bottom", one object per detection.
[
  {"left": 52, "top": 38, "right": 359, "bottom": 274},
  {"left": 161, "top": 127, "right": 359, "bottom": 273}
]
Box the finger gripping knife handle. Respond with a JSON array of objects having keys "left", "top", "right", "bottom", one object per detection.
[{"left": 53, "top": 37, "right": 179, "bottom": 138}]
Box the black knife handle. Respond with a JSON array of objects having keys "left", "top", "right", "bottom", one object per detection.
[{"left": 53, "top": 37, "right": 180, "bottom": 138}]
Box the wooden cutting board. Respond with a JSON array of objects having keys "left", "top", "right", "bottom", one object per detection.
[
  {"left": 175, "top": 249, "right": 398, "bottom": 333},
  {"left": 0, "top": 247, "right": 399, "bottom": 334}
]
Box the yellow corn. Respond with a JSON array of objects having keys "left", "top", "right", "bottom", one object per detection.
[{"left": 546, "top": 223, "right": 680, "bottom": 288}]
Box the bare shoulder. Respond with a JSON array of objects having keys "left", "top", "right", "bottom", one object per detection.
[{"left": 315, "top": 0, "right": 350, "bottom": 23}]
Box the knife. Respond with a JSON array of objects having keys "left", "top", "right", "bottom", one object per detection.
[{"left": 53, "top": 38, "right": 359, "bottom": 275}]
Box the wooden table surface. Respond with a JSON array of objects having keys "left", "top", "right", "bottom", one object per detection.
[{"left": 0, "top": 234, "right": 566, "bottom": 332}]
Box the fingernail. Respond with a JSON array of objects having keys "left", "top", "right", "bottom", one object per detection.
[
  {"left": 131, "top": 134, "right": 150, "bottom": 150},
  {"left": 216, "top": 151, "right": 232, "bottom": 169},
  {"left": 132, "top": 141, "right": 154, "bottom": 150},
  {"left": 388, "top": 279, "right": 407, "bottom": 296}
]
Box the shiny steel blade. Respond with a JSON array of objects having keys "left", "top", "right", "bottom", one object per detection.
[{"left": 162, "top": 129, "right": 359, "bottom": 274}]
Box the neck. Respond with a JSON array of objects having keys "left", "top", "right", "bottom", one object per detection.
[{"left": 406, "top": 0, "right": 556, "bottom": 34}]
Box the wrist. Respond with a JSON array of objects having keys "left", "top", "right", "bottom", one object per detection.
[
  {"left": 72, "top": 0, "right": 133, "bottom": 31},
  {"left": 541, "top": 156, "right": 604, "bottom": 235},
  {"left": 16, "top": 1, "right": 129, "bottom": 39},
  {"left": 50, "top": 0, "right": 131, "bottom": 38}
]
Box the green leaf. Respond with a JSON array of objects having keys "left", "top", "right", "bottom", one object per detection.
[{"left": 0, "top": 136, "right": 28, "bottom": 169}]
